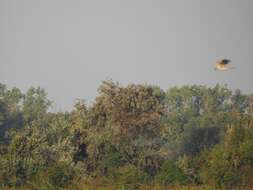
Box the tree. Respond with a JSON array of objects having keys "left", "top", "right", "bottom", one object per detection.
[
  {"left": 164, "top": 85, "right": 232, "bottom": 156},
  {"left": 86, "top": 80, "right": 167, "bottom": 176},
  {"left": 0, "top": 84, "right": 24, "bottom": 143},
  {"left": 201, "top": 125, "right": 253, "bottom": 188},
  {"left": 22, "top": 87, "right": 51, "bottom": 126}
]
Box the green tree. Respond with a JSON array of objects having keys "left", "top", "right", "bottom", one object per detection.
[
  {"left": 86, "top": 80, "right": 167, "bottom": 176},
  {"left": 201, "top": 125, "right": 253, "bottom": 188},
  {"left": 22, "top": 87, "right": 51, "bottom": 126}
]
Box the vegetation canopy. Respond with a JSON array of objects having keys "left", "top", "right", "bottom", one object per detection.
[{"left": 0, "top": 81, "right": 253, "bottom": 189}]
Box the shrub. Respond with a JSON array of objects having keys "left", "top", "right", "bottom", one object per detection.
[
  {"left": 157, "top": 160, "right": 188, "bottom": 185},
  {"left": 116, "top": 165, "right": 150, "bottom": 190},
  {"left": 201, "top": 126, "right": 253, "bottom": 188},
  {"left": 48, "top": 163, "right": 74, "bottom": 188}
]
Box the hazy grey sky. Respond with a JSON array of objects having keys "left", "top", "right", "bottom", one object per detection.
[{"left": 1, "top": 0, "right": 253, "bottom": 111}]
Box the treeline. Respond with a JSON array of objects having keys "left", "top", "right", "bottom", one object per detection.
[{"left": 0, "top": 81, "right": 253, "bottom": 190}]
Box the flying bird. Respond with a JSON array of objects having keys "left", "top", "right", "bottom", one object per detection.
[{"left": 214, "top": 59, "right": 234, "bottom": 71}]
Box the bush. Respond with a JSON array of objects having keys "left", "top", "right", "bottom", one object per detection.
[
  {"left": 116, "top": 165, "right": 150, "bottom": 190},
  {"left": 48, "top": 163, "right": 74, "bottom": 188},
  {"left": 157, "top": 160, "right": 188, "bottom": 185},
  {"left": 201, "top": 126, "right": 253, "bottom": 188},
  {"left": 96, "top": 145, "right": 125, "bottom": 178}
]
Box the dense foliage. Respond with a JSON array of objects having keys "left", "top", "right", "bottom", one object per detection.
[{"left": 0, "top": 81, "right": 253, "bottom": 189}]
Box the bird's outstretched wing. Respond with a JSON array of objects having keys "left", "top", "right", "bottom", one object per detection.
[
  {"left": 220, "top": 59, "right": 231, "bottom": 65},
  {"left": 214, "top": 59, "right": 233, "bottom": 71}
]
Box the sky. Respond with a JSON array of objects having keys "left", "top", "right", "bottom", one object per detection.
[{"left": 1, "top": 0, "right": 253, "bottom": 111}]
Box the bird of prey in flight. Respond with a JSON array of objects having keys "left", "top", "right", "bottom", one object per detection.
[{"left": 215, "top": 59, "right": 234, "bottom": 71}]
